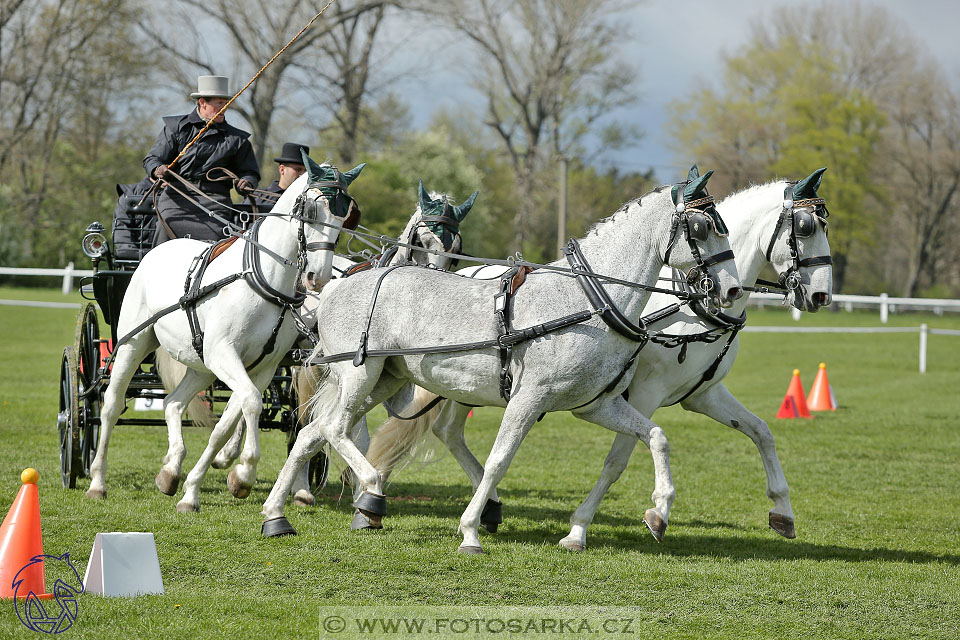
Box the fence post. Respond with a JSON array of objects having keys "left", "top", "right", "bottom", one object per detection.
[
  {"left": 880, "top": 292, "right": 888, "bottom": 323},
  {"left": 62, "top": 262, "right": 74, "bottom": 295},
  {"left": 919, "top": 323, "right": 928, "bottom": 374},
  {"left": 791, "top": 307, "right": 802, "bottom": 321}
]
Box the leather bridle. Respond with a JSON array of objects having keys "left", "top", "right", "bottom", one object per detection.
[
  {"left": 763, "top": 184, "right": 832, "bottom": 294},
  {"left": 663, "top": 193, "right": 736, "bottom": 300}
]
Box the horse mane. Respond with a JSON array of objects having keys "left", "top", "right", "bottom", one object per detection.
[{"left": 578, "top": 184, "right": 671, "bottom": 243}]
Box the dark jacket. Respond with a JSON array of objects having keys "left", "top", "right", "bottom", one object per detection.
[
  {"left": 253, "top": 180, "right": 284, "bottom": 211},
  {"left": 143, "top": 109, "right": 260, "bottom": 196}
]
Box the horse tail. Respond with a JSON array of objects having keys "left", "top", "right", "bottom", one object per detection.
[
  {"left": 367, "top": 386, "right": 443, "bottom": 476},
  {"left": 154, "top": 349, "right": 216, "bottom": 429},
  {"left": 292, "top": 365, "right": 325, "bottom": 426},
  {"left": 305, "top": 364, "right": 339, "bottom": 426}
]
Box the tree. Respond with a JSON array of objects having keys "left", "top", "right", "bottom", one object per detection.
[
  {"left": 140, "top": 0, "right": 394, "bottom": 164},
  {"left": 421, "top": 0, "right": 642, "bottom": 254},
  {"left": 0, "top": 0, "right": 154, "bottom": 268}
]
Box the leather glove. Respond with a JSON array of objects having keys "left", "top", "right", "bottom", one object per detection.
[
  {"left": 235, "top": 179, "right": 254, "bottom": 196},
  {"left": 153, "top": 164, "right": 170, "bottom": 180}
]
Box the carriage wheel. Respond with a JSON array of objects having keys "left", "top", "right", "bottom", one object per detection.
[
  {"left": 74, "top": 303, "right": 102, "bottom": 476},
  {"left": 57, "top": 347, "right": 82, "bottom": 488},
  {"left": 286, "top": 375, "right": 329, "bottom": 492}
]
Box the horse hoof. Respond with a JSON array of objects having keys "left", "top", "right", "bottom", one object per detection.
[
  {"left": 155, "top": 470, "right": 180, "bottom": 496},
  {"left": 644, "top": 509, "right": 667, "bottom": 543},
  {"left": 480, "top": 499, "right": 503, "bottom": 533},
  {"left": 85, "top": 487, "right": 106, "bottom": 500},
  {"left": 176, "top": 501, "right": 198, "bottom": 513},
  {"left": 558, "top": 538, "right": 585, "bottom": 552},
  {"left": 457, "top": 545, "right": 484, "bottom": 555},
  {"left": 769, "top": 512, "right": 796, "bottom": 539},
  {"left": 211, "top": 458, "right": 230, "bottom": 470},
  {"left": 227, "top": 469, "right": 252, "bottom": 499},
  {"left": 262, "top": 516, "right": 297, "bottom": 537},
  {"left": 351, "top": 510, "right": 383, "bottom": 530},
  {"left": 293, "top": 490, "right": 315, "bottom": 507}
]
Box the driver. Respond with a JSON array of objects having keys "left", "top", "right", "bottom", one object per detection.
[{"left": 143, "top": 75, "right": 260, "bottom": 245}]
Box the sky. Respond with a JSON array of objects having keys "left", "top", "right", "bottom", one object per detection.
[
  {"left": 161, "top": 1, "right": 960, "bottom": 183},
  {"left": 385, "top": 0, "right": 960, "bottom": 182}
]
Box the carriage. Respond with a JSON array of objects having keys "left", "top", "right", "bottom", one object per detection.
[{"left": 55, "top": 189, "right": 327, "bottom": 491}]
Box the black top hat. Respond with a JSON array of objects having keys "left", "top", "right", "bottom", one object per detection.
[{"left": 274, "top": 142, "right": 310, "bottom": 165}]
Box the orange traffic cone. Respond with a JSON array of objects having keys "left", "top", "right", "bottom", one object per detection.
[
  {"left": 0, "top": 469, "right": 52, "bottom": 599},
  {"left": 807, "top": 362, "right": 837, "bottom": 411},
  {"left": 777, "top": 369, "right": 812, "bottom": 419}
]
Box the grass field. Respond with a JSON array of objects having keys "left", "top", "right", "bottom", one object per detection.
[{"left": 2, "top": 286, "right": 960, "bottom": 638}]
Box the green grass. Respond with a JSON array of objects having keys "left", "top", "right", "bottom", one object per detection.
[{"left": 1, "top": 288, "right": 960, "bottom": 638}]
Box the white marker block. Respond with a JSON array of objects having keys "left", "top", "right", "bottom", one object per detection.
[{"left": 83, "top": 533, "right": 164, "bottom": 597}]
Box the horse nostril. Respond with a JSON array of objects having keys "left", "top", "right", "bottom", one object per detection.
[
  {"left": 813, "top": 292, "right": 830, "bottom": 307},
  {"left": 727, "top": 286, "right": 742, "bottom": 301}
]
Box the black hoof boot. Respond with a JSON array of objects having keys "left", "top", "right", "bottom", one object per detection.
[
  {"left": 480, "top": 499, "right": 503, "bottom": 533},
  {"left": 262, "top": 516, "right": 297, "bottom": 537},
  {"left": 351, "top": 509, "right": 383, "bottom": 530}
]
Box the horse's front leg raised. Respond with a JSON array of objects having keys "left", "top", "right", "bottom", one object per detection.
[
  {"left": 458, "top": 396, "right": 543, "bottom": 554},
  {"left": 560, "top": 394, "right": 660, "bottom": 551},
  {"left": 574, "top": 396, "right": 674, "bottom": 543},
  {"left": 681, "top": 382, "right": 795, "bottom": 538}
]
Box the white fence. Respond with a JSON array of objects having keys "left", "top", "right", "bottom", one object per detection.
[
  {"left": 743, "top": 324, "right": 960, "bottom": 373},
  {"left": 750, "top": 292, "right": 960, "bottom": 322},
  {"left": 0, "top": 263, "right": 95, "bottom": 294}
]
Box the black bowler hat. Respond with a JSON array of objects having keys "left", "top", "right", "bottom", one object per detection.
[{"left": 274, "top": 142, "right": 310, "bottom": 165}]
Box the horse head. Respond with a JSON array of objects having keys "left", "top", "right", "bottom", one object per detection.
[
  {"left": 296, "top": 150, "right": 366, "bottom": 291},
  {"left": 392, "top": 179, "right": 478, "bottom": 269},
  {"left": 764, "top": 168, "right": 833, "bottom": 312},
  {"left": 663, "top": 166, "right": 742, "bottom": 309}
]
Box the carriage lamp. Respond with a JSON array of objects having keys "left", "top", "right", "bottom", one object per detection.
[{"left": 82, "top": 222, "right": 108, "bottom": 258}]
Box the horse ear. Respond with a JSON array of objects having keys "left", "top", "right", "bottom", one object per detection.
[
  {"left": 301, "top": 149, "right": 325, "bottom": 182},
  {"left": 687, "top": 165, "right": 700, "bottom": 181},
  {"left": 793, "top": 167, "right": 827, "bottom": 199},
  {"left": 684, "top": 169, "right": 715, "bottom": 201},
  {"left": 417, "top": 179, "right": 431, "bottom": 211},
  {"left": 342, "top": 163, "right": 366, "bottom": 187},
  {"left": 454, "top": 191, "right": 479, "bottom": 221}
]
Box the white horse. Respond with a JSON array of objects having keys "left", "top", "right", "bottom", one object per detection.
[
  {"left": 208, "top": 181, "right": 479, "bottom": 505},
  {"left": 263, "top": 171, "right": 743, "bottom": 553},
  {"left": 366, "top": 168, "right": 834, "bottom": 550},
  {"left": 85, "top": 157, "right": 365, "bottom": 513}
]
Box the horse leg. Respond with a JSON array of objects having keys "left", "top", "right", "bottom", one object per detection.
[
  {"left": 175, "top": 397, "right": 244, "bottom": 512},
  {"left": 86, "top": 334, "right": 158, "bottom": 500},
  {"left": 574, "top": 396, "right": 674, "bottom": 543},
  {"left": 156, "top": 368, "right": 216, "bottom": 495},
  {"left": 560, "top": 394, "right": 660, "bottom": 551},
  {"left": 225, "top": 365, "right": 276, "bottom": 499},
  {"left": 458, "top": 397, "right": 542, "bottom": 554},
  {"left": 431, "top": 401, "right": 502, "bottom": 532},
  {"left": 177, "top": 353, "right": 265, "bottom": 510},
  {"left": 681, "top": 382, "right": 795, "bottom": 538},
  {"left": 261, "top": 363, "right": 402, "bottom": 535},
  {"left": 211, "top": 418, "right": 244, "bottom": 469}
]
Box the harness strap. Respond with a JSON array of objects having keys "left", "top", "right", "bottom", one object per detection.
[
  {"left": 382, "top": 394, "right": 445, "bottom": 421},
  {"left": 311, "top": 309, "right": 595, "bottom": 365},
  {"left": 668, "top": 328, "right": 739, "bottom": 406},
  {"left": 244, "top": 305, "right": 289, "bottom": 371},
  {"left": 242, "top": 217, "right": 307, "bottom": 307},
  {"left": 568, "top": 340, "right": 647, "bottom": 412},
  {"left": 565, "top": 238, "right": 647, "bottom": 342},
  {"left": 352, "top": 264, "right": 404, "bottom": 366}
]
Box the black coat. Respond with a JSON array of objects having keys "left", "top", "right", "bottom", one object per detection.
[{"left": 143, "top": 108, "right": 260, "bottom": 196}]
